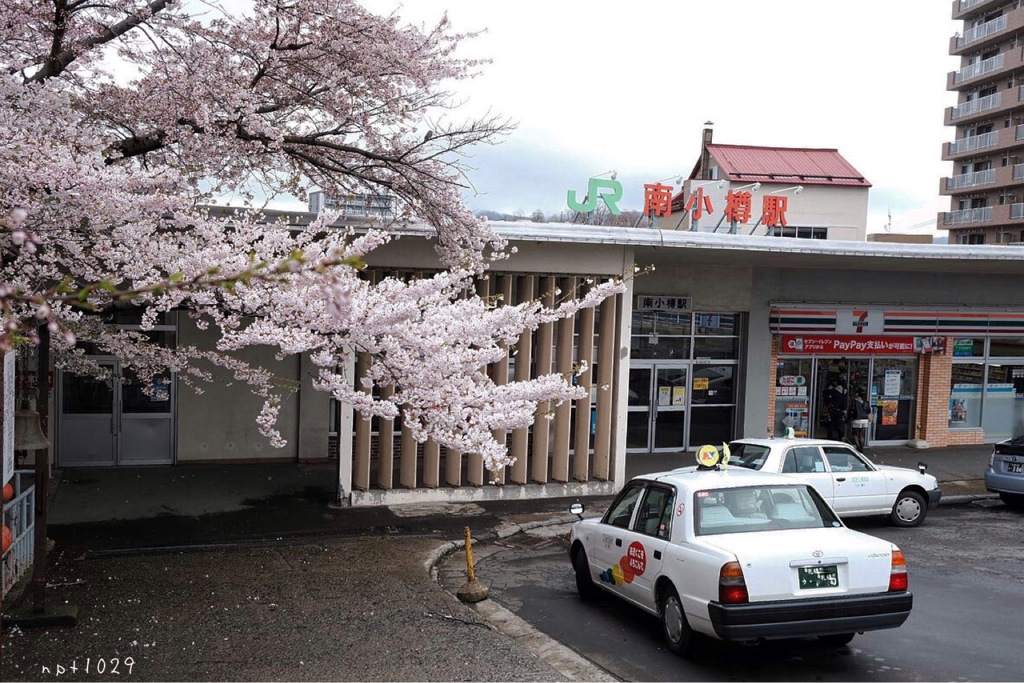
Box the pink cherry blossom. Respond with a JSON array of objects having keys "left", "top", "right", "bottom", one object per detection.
[{"left": 0, "top": 0, "right": 624, "bottom": 471}]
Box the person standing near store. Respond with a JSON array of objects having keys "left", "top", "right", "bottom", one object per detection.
[
  {"left": 830, "top": 383, "right": 849, "bottom": 443},
  {"left": 822, "top": 379, "right": 838, "bottom": 439},
  {"left": 849, "top": 390, "right": 871, "bottom": 450}
]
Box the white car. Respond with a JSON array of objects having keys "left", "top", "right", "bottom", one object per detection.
[
  {"left": 727, "top": 438, "right": 941, "bottom": 527},
  {"left": 569, "top": 466, "right": 913, "bottom": 657}
]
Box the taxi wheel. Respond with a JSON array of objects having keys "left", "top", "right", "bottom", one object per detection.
[
  {"left": 573, "top": 548, "right": 599, "bottom": 601},
  {"left": 818, "top": 633, "right": 855, "bottom": 647},
  {"left": 890, "top": 489, "right": 927, "bottom": 527},
  {"left": 659, "top": 586, "right": 695, "bottom": 657}
]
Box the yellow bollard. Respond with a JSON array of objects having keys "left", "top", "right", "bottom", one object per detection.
[
  {"left": 464, "top": 526, "right": 477, "bottom": 582},
  {"left": 456, "top": 526, "right": 489, "bottom": 603}
]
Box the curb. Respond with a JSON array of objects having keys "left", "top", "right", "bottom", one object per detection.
[
  {"left": 939, "top": 492, "right": 999, "bottom": 505},
  {"left": 428, "top": 513, "right": 618, "bottom": 682}
]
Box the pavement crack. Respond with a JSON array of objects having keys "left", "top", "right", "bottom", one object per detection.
[{"left": 423, "top": 610, "right": 495, "bottom": 631}]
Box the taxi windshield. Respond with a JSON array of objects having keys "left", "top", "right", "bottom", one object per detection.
[
  {"left": 694, "top": 485, "right": 839, "bottom": 536},
  {"left": 729, "top": 443, "right": 770, "bottom": 470}
]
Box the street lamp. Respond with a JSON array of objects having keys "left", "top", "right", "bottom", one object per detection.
[
  {"left": 712, "top": 182, "right": 761, "bottom": 234},
  {"left": 636, "top": 174, "right": 685, "bottom": 229},
  {"left": 571, "top": 170, "right": 619, "bottom": 225},
  {"left": 748, "top": 185, "right": 803, "bottom": 236},
  {"left": 677, "top": 179, "right": 726, "bottom": 231}
]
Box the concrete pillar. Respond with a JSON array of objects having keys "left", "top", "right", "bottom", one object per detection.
[
  {"left": 573, "top": 302, "right": 596, "bottom": 482},
  {"left": 552, "top": 277, "right": 577, "bottom": 483},
  {"left": 488, "top": 275, "right": 514, "bottom": 484},
  {"left": 509, "top": 275, "right": 535, "bottom": 484},
  {"left": 336, "top": 352, "right": 355, "bottom": 502},
  {"left": 593, "top": 291, "right": 617, "bottom": 481},
  {"left": 532, "top": 277, "right": 556, "bottom": 484},
  {"left": 612, "top": 249, "right": 635, "bottom": 490},
  {"left": 377, "top": 385, "right": 395, "bottom": 489},
  {"left": 353, "top": 352, "right": 372, "bottom": 491},
  {"left": 743, "top": 269, "right": 777, "bottom": 439}
]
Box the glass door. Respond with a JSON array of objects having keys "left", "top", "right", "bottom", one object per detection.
[
  {"left": 57, "top": 359, "right": 118, "bottom": 466},
  {"left": 627, "top": 367, "right": 653, "bottom": 452},
  {"left": 653, "top": 365, "right": 688, "bottom": 452},
  {"left": 871, "top": 358, "right": 918, "bottom": 443},
  {"left": 58, "top": 360, "right": 176, "bottom": 466}
]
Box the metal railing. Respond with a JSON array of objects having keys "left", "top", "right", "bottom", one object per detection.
[
  {"left": 959, "top": 0, "right": 988, "bottom": 10},
  {"left": 949, "top": 130, "right": 998, "bottom": 154},
  {"left": 2, "top": 472, "right": 35, "bottom": 596},
  {"left": 945, "top": 207, "right": 993, "bottom": 224},
  {"left": 1011, "top": 203, "right": 1024, "bottom": 219},
  {"left": 955, "top": 53, "right": 1004, "bottom": 83},
  {"left": 947, "top": 169, "right": 996, "bottom": 190},
  {"left": 953, "top": 92, "right": 1002, "bottom": 118},
  {"left": 1013, "top": 164, "right": 1024, "bottom": 180},
  {"left": 958, "top": 14, "right": 1008, "bottom": 47}
]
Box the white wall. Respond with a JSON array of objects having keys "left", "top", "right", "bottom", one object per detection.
[{"left": 678, "top": 180, "right": 869, "bottom": 241}]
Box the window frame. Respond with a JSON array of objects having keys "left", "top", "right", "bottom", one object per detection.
[
  {"left": 601, "top": 481, "right": 647, "bottom": 529},
  {"left": 821, "top": 445, "right": 876, "bottom": 473},
  {"left": 630, "top": 483, "right": 677, "bottom": 540},
  {"left": 781, "top": 445, "right": 829, "bottom": 474}
]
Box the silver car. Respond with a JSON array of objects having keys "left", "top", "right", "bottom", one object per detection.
[{"left": 985, "top": 437, "right": 1024, "bottom": 509}]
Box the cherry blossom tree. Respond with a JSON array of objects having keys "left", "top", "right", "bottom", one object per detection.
[{"left": 0, "top": 0, "right": 622, "bottom": 471}]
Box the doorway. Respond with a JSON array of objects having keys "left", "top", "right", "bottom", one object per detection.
[
  {"left": 812, "top": 358, "right": 870, "bottom": 440},
  {"left": 626, "top": 363, "right": 689, "bottom": 452},
  {"left": 57, "top": 358, "right": 175, "bottom": 467}
]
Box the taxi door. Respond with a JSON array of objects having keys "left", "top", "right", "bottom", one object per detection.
[
  {"left": 592, "top": 481, "right": 647, "bottom": 600},
  {"left": 779, "top": 445, "right": 835, "bottom": 507},
  {"left": 822, "top": 445, "right": 890, "bottom": 514},
  {"left": 617, "top": 484, "right": 677, "bottom": 612}
]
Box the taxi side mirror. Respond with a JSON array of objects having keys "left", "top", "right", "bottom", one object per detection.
[{"left": 569, "top": 503, "right": 584, "bottom": 519}]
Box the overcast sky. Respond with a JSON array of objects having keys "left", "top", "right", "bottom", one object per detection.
[{"left": 354, "top": 0, "right": 960, "bottom": 235}]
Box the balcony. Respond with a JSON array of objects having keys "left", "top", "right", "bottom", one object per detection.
[
  {"left": 953, "top": 92, "right": 1002, "bottom": 119},
  {"left": 943, "top": 86, "right": 1024, "bottom": 126},
  {"left": 946, "top": 130, "right": 999, "bottom": 157},
  {"left": 953, "top": 0, "right": 1009, "bottom": 21},
  {"left": 947, "top": 169, "right": 996, "bottom": 191},
  {"left": 958, "top": 15, "right": 1008, "bottom": 47},
  {"left": 943, "top": 207, "right": 993, "bottom": 224},
  {"left": 939, "top": 163, "right": 1024, "bottom": 195},
  {"left": 951, "top": 53, "right": 1006, "bottom": 87},
  {"left": 950, "top": 8, "right": 1024, "bottom": 55}
]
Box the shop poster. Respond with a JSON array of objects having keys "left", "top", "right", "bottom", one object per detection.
[
  {"left": 672, "top": 387, "right": 685, "bottom": 406},
  {"left": 884, "top": 370, "right": 901, "bottom": 396},
  {"left": 658, "top": 386, "right": 671, "bottom": 406},
  {"left": 880, "top": 400, "right": 899, "bottom": 426}
]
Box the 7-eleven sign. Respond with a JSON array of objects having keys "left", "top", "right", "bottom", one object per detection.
[{"left": 836, "top": 309, "right": 883, "bottom": 335}]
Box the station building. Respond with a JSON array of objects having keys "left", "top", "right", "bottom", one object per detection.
[{"left": 47, "top": 217, "right": 1024, "bottom": 506}]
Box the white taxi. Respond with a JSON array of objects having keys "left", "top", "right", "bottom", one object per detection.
[
  {"left": 727, "top": 437, "right": 941, "bottom": 527},
  {"left": 568, "top": 448, "right": 912, "bottom": 657}
]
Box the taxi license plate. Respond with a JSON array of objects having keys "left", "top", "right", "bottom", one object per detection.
[
  {"left": 1008, "top": 462, "right": 1023, "bottom": 474},
  {"left": 798, "top": 565, "right": 839, "bottom": 589}
]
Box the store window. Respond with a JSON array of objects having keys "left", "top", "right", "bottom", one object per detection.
[
  {"left": 774, "top": 358, "right": 813, "bottom": 438},
  {"left": 948, "top": 338, "right": 1024, "bottom": 439},
  {"left": 952, "top": 338, "right": 985, "bottom": 358},
  {"left": 989, "top": 338, "right": 1024, "bottom": 357},
  {"left": 950, "top": 363, "right": 985, "bottom": 429}
]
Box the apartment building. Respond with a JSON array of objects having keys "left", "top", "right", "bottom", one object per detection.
[{"left": 942, "top": 0, "right": 1024, "bottom": 245}]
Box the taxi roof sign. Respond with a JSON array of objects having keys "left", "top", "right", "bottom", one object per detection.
[{"left": 696, "top": 445, "right": 721, "bottom": 469}]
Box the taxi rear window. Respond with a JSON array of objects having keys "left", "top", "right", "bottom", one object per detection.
[
  {"left": 694, "top": 485, "right": 839, "bottom": 536},
  {"left": 729, "top": 443, "right": 771, "bottom": 470}
]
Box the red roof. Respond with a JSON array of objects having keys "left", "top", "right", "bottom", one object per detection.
[{"left": 699, "top": 144, "right": 871, "bottom": 188}]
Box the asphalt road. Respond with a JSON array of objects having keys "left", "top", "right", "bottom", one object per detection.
[{"left": 471, "top": 501, "right": 1024, "bottom": 682}]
